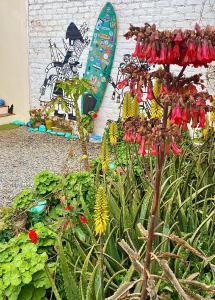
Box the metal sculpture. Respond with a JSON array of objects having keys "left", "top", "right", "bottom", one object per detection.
[{"left": 39, "top": 22, "right": 90, "bottom": 105}]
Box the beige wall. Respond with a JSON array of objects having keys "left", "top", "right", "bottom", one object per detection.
[{"left": 0, "top": 0, "right": 30, "bottom": 124}]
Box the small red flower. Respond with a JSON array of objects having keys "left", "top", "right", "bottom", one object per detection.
[
  {"left": 137, "top": 88, "right": 143, "bottom": 103},
  {"left": 171, "top": 142, "right": 182, "bottom": 155},
  {"left": 147, "top": 83, "right": 154, "bottom": 100},
  {"left": 148, "top": 46, "right": 158, "bottom": 63},
  {"left": 138, "top": 138, "right": 146, "bottom": 156},
  {"left": 64, "top": 204, "right": 73, "bottom": 211},
  {"left": 92, "top": 113, "right": 97, "bottom": 119},
  {"left": 174, "top": 32, "right": 183, "bottom": 42},
  {"left": 123, "top": 131, "right": 132, "bottom": 142},
  {"left": 170, "top": 105, "right": 182, "bottom": 125},
  {"left": 135, "top": 133, "right": 142, "bottom": 144},
  {"left": 63, "top": 221, "right": 70, "bottom": 229},
  {"left": 173, "top": 44, "right": 180, "bottom": 60},
  {"left": 199, "top": 108, "right": 206, "bottom": 128},
  {"left": 79, "top": 216, "right": 88, "bottom": 224},
  {"left": 28, "top": 229, "right": 38, "bottom": 244},
  {"left": 150, "top": 143, "right": 158, "bottom": 156},
  {"left": 117, "top": 78, "right": 128, "bottom": 89},
  {"left": 159, "top": 44, "right": 167, "bottom": 64}
]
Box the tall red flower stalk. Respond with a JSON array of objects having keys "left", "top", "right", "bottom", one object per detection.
[{"left": 123, "top": 23, "right": 215, "bottom": 300}]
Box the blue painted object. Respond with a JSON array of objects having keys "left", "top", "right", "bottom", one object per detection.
[
  {"left": 39, "top": 125, "right": 46, "bottom": 132},
  {"left": 47, "top": 129, "right": 52, "bottom": 133},
  {"left": 89, "top": 134, "right": 102, "bottom": 143},
  {"left": 11, "top": 120, "right": 25, "bottom": 126},
  {"left": 26, "top": 121, "right": 31, "bottom": 127},
  {"left": 29, "top": 200, "right": 47, "bottom": 214},
  {"left": 71, "top": 135, "right": 79, "bottom": 140},
  {"left": 0, "top": 99, "right": 5, "bottom": 106},
  {"left": 50, "top": 131, "right": 57, "bottom": 135},
  {"left": 57, "top": 132, "right": 65, "bottom": 136},
  {"left": 65, "top": 132, "right": 72, "bottom": 139},
  {"left": 109, "top": 162, "right": 116, "bottom": 170},
  {"left": 28, "top": 128, "right": 35, "bottom": 132}
]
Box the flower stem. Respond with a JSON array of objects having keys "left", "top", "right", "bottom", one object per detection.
[
  {"left": 73, "top": 97, "right": 90, "bottom": 171},
  {"left": 100, "top": 235, "right": 105, "bottom": 300},
  {"left": 140, "top": 102, "right": 169, "bottom": 300}
]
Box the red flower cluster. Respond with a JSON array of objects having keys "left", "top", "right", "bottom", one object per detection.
[
  {"left": 64, "top": 204, "right": 73, "bottom": 211},
  {"left": 170, "top": 96, "right": 210, "bottom": 129},
  {"left": 126, "top": 23, "right": 215, "bottom": 67},
  {"left": 117, "top": 78, "right": 128, "bottom": 89},
  {"left": 123, "top": 129, "right": 182, "bottom": 157},
  {"left": 92, "top": 113, "right": 97, "bottom": 119},
  {"left": 79, "top": 216, "right": 88, "bottom": 224},
  {"left": 28, "top": 229, "right": 38, "bottom": 244}
]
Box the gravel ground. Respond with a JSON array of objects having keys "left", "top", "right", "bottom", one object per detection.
[{"left": 0, "top": 127, "right": 100, "bottom": 206}]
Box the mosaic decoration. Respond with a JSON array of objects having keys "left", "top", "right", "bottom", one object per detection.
[
  {"left": 81, "top": 2, "right": 117, "bottom": 114},
  {"left": 39, "top": 22, "right": 90, "bottom": 105}
]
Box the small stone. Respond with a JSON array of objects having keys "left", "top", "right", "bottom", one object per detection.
[{"left": 39, "top": 125, "right": 46, "bottom": 132}]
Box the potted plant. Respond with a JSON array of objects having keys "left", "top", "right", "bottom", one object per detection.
[{"left": 29, "top": 108, "right": 46, "bottom": 128}]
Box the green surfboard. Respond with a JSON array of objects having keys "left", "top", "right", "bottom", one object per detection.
[{"left": 81, "top": 2, "right": 117, "bottom": 114}]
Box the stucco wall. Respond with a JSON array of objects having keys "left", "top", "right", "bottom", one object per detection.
[
  {"left": 28, "top": 0, "right": 215, "bottom": 134},
  {"left": 0, "top": 0, "right": 30, "bottom": 124}
]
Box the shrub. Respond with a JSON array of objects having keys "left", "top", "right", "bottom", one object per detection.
[
  {"left": 34, "top": 170, "right": 62, "bottom": 197},
  {"left": 12, "top": 188, "right": 34, "bottom": 210}
]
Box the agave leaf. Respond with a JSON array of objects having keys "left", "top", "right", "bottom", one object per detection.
[
  {"left": 85, "top": 263, "right": 100, "bottom": 300},
  {"left": 80, "top": 245, "right": 95, "bottom": 300}
]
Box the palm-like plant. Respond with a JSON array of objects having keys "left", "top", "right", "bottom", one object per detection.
[{"left": 58, "top": 78, "right": 93, "bottom": 171}]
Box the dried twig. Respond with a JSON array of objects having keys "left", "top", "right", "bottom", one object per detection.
[{"left": 152, "top": 254, "right": 190, "bottom": 300}]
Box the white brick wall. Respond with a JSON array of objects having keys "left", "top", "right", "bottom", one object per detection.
[{"left": 28, "top": 0, "right": 215, "bottom": 134}]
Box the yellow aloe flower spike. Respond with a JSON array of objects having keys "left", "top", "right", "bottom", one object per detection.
[
  {"left": 210, "top": 96, "right": 215, "bottom": 122},
  {"left": 94, "top": 186, "right": 109, "bottom": 235},
  {"left": 150, "top": 77, "right": 163, "bottom": 119},
  {"left": 210, "top": 111, "right": 215, "bottom": 122},
  {"left": 131, "top": 96, "right": 140, "bottom": 117},
  {"left": 202, "top": 115, "right": 209, "bottom": 138},
  {"left": 109, "top": 121, "right": 117, "bottom": 146},
  {"left": 122, "top": 92, "right": 132, "bottom": 121},
  {"left": 101, "top": 133, "right": 109, "bottom": 173},
  {"left": 139, "top": 111, "right": 146, "bottom": 120}
]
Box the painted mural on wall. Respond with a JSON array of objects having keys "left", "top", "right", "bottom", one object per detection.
[
  {"left": 109, "top": 54, "right": 151, "bottom": 118},
  {"left": 39, "top": 22, "right": 90, "bottom": 104},
  {"left": 81, "top": 2, "right": 117, "bottom": 114}
]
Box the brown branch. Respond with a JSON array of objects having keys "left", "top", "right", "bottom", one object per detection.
[
  {"left": 140, "top": 102, "right": 169, "bottom": 300},
  {"left": 152, "top": 254, "right": 190, "bottom": 300}
]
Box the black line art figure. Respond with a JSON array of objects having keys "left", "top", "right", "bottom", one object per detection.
[
  {"left": 108, "top": 54, "right": 151, "bottom": 118},
  {"left": 39, "top": 22, "right": 90, "bottom": 105}
]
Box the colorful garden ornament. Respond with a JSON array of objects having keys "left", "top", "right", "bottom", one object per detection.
[
  {"left": 29, "top": 200, "right": 47, "bottom": 214},
  {"left": 81, "top": 2, "right": 117, "bottom": 114},
  {"left": 0, "top": 99, "right": 5, "bottom": 106}
]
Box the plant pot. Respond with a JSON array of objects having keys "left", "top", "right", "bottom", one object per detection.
[
  {"left": 45, "top": 119, "right": 53, "bottom": 130},
  {"left": 32, "top": 121, "right": 41, "bottom": 128}
]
